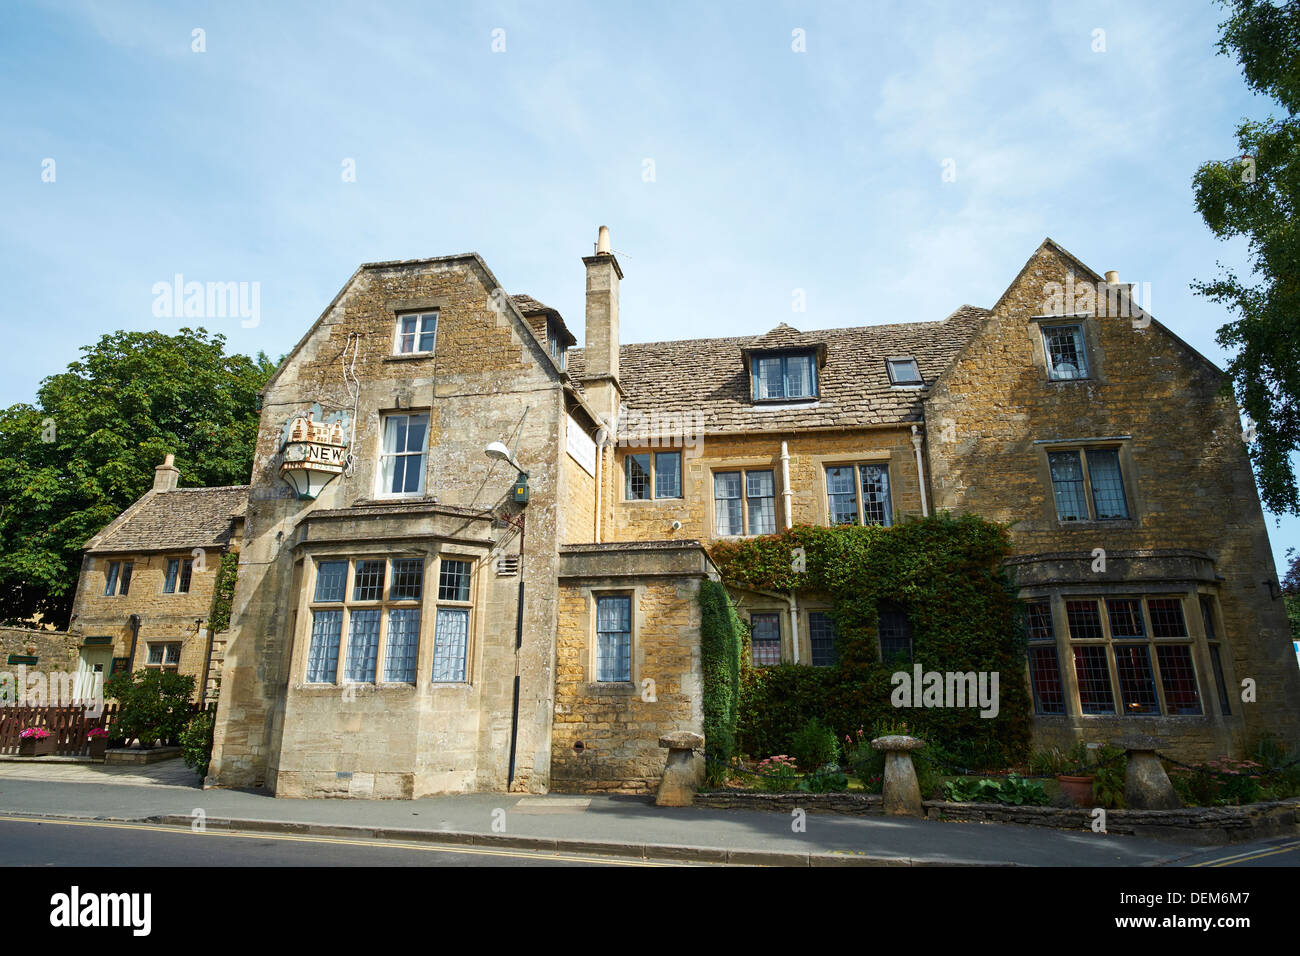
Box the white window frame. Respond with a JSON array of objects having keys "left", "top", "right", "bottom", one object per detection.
[
  {"left": 377, "top": 411, "right": 430, "bottom": 499},
  {"left": 145, "top": 641, "right": 182, "bottom": 673},
  {"left": 394, "top": 311, "right": 438, "bottom": 355}
]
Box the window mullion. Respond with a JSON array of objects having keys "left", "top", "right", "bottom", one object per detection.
[{"left": 1078, "top": 451, "right": 1096, "bottom": 520}]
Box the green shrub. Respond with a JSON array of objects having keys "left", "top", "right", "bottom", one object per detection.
[
  {"left": 179, "top": 708, "right": 215, "bottom": 776},
  {"left": 699, "top": 580, "right": 744, "bottom": 786},
  {"left": 105, "top": 669, "right": 196, "bottom": 747},
  {"left": 942, "top": 774, "right": 1048, "bottom": 806},
  {"left": 790, "top": 717, "right": 840, "bottom": 772},
  {"left": 1092, "top": 746, "right": 1127, "bottom": 809},
  {"left": 799, "top": 764, "right": 849, "bottom": 793}
]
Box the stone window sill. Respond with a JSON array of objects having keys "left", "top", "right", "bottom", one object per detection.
[{"left": 383, "top": 353, "right": 434, "bottom": 363}]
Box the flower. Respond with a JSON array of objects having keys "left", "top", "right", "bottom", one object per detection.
[
  {"left": 19, "top": 727, "right": 50, "bottom": 740},
  {"left": 87, "top": 728, "right": 108, "bottom": 739}
]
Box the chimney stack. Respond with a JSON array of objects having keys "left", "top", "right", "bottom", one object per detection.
[
  {"left": 582, "top": 225, "right": 623, "bottom": 422},
  {"left": 154, "top": 453, "right": 180, "bottom": 492}
]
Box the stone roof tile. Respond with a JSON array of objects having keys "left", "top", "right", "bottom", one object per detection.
[
  {"left": 568, "top": 306, "right": 988, "bottom": 434},
  {"left": 88, "top": 486, "right": 248, "bottom": 554}
]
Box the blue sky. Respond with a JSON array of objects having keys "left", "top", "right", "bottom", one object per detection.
[{"left": 1, "top": 0, "right": 1295, "bottom": 575}]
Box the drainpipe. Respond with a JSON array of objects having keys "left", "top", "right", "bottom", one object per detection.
[
  {"left": 127, "top": 614, "right": 141, "bottom": 671},
  {"left": 505, "top": 512, "right": 527, "bottom": 792},
  {"left": 911, "top": 425, "right": 930, "bottom": 517},
  {"left": 594, "top": 440, "right": 603, "bottom": 544},
  {"left": 780, "top": 440, "right": 793, "bottom": 530},
  {"left": 789, "top": 591, "right": 800, "bottom": 665}
]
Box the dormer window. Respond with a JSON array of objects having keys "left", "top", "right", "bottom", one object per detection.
[
  {"left": 886, "top": 358, "right": 922, "bottom": 385},
  {"left": 751, "top": 351, "right": 818, "bottom": 401},
  {"left": 549, "top": 324, "right": 567, "bottom": 371}
]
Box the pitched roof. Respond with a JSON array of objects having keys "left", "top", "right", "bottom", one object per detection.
[
  {"left": 511, "top": 293, "right": 578, "bottom": 347},
  {"left": 86, "top": 486, "right": 248, "bottom": 554},
  {"left": 567, "top": 306, "right": 988, "bottom": 434}
]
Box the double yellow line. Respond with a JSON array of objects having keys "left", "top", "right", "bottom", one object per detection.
[
  {"left": 1189, "top": 838, "right": 1300, "bottom": 867},
  {"left": 0, "top": 814, "right": 687, "bottom": 866}
]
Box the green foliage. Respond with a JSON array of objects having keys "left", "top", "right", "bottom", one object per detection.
[
  {"left": 1092, "top": 746, "right": 1127, "bottom": 809},
  {"left": 1167, "top": 736, "right": 1300, "bottom": 806},
  {"left": 0, "top": 328, "right": 275, "bottom": 625},
  {"left": 698, "top": 579, "right": 744, "bottom": 785},
  {"left": 179, "top": 708, "right": 215, "bottom": 777},
  {"left": 943, "top": 774, "right": 1049, "bottom": 806},
  {"left": 798, "top": 764, "right": 849, "bottom": 793},
  {"left": 104, "top": 669, "right": 196, "bottom": 747},
  {"left": 1192, "top": 0, "right": 1300, "bottom": 515},
  {"left": 790, "top": 717, "right": 840, "bottom": 772},
  {"left": 207, "top": 551, "right": 241, "bottom": 634},
  {"left": 1283, "top": 549, "right": 1300, "bottom": 646},
  {"left": 714, "top": 516, "right": 1032, "bottom": 768}
]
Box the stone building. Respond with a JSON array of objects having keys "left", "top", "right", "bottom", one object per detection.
[
  {"left": 67, "top": 454, "right": 244, "bottom": 703},
  {"left": 75, "top": 227, "right": 1298, "bottom": 797}
]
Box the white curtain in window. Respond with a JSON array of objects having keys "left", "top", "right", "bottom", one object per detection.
[{"left": 432, "top": 608, "right": 469, "bottom": 682}]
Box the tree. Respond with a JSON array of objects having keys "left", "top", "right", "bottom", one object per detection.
[
  {"left": 0, "top": 328, "right": 275, "bottom": 626},
  {"left": 1192, "top": 0, "right": 1300, "bottom": 516},
  {"left": 1283, "top": 548, "right": 1300, "bottom": 645}
]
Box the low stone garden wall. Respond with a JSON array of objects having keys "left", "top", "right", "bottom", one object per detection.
[
  {"left": 696, "top": 791, "right": 882, "bottom": 815},
  {"left": 695, "top": 790, "right": 1300, "bottom": 845}
]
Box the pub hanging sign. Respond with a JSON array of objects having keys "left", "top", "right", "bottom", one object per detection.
[{"left": 279, "top": 404, "right": 350, "bottom": 500}]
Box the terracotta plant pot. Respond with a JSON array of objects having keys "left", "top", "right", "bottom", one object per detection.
[
  {"left": 1058, "top": 774, "right": 1096, "bottom": 807},
  {"left": 18, "top": 736, "right": 55, "bottom": 757}
]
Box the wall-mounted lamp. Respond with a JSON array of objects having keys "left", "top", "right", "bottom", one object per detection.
[{"left": 486, "top": 441, "right": 529, "bottom": 503}]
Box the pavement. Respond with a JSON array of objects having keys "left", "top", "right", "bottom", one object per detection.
[{"left": 0, "top": 756, "right": 1208, "bottom": 866}]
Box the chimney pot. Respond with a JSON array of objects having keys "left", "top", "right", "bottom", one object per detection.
[
  {"left": 1105, "top": 270, "right": 1119, "bottom": 284},
  {"left": 596, "top": 225, "right": 611, "bottom": 255}
]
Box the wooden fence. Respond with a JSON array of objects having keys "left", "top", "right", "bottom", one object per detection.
[{"left": 0, "top": 701, "right": 214, "bottom": 756}]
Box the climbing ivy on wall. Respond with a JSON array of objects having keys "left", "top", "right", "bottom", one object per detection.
[
  {"left": 206, "top": 551, "right": 240, "bottom": 633},
  {"left": 709, "top": 514, "right": 1033, "bottom": 769},
  {"left": 698, "top": 579, "right": 744, "bottom": 784}
]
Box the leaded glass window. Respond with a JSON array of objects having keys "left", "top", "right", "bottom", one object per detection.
[
  {"left": 746, "top": 470, "right": 776, "bottom": 535},
  {"left": 751, "top": 612, "right": 781, "bottom": 666},
  {"left": 714, "top": 471, "right": 743, "bottom": 536},
  {"left": 596, "top": 595, "right": 632, "bottom": 682},
  {"left": 1043, "top": 324, "right": 1088, "bottom": 379},
  {"left": 432, "top": 607, "right": 469, "bottom": 682}
]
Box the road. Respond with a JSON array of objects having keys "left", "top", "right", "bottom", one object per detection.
[{"left": 0, "top": 817, "right": 698, "bottom": 867}]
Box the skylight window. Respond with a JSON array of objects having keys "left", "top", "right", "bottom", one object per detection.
[{"left": 887, "top": 358, "right": 922, "bottom": 385}]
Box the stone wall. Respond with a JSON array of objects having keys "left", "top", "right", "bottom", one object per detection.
[
  {"left": 552, "top": 543, "right": 711, "bottom": 792},
  {"left": 604, "top": 428, "right": 924, "bottom": 544},
  {"left": 0, "top": 626, "right": 78, "bottom": 677},
  {"left": 68, "top": 551, "right": 221, "bottom": 685},
  {"left": 923, "top": 241, "right": 1300, "bottom": 759},
  {"left": 208, "top": 255, "right": 570, "bottom": 795}
]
